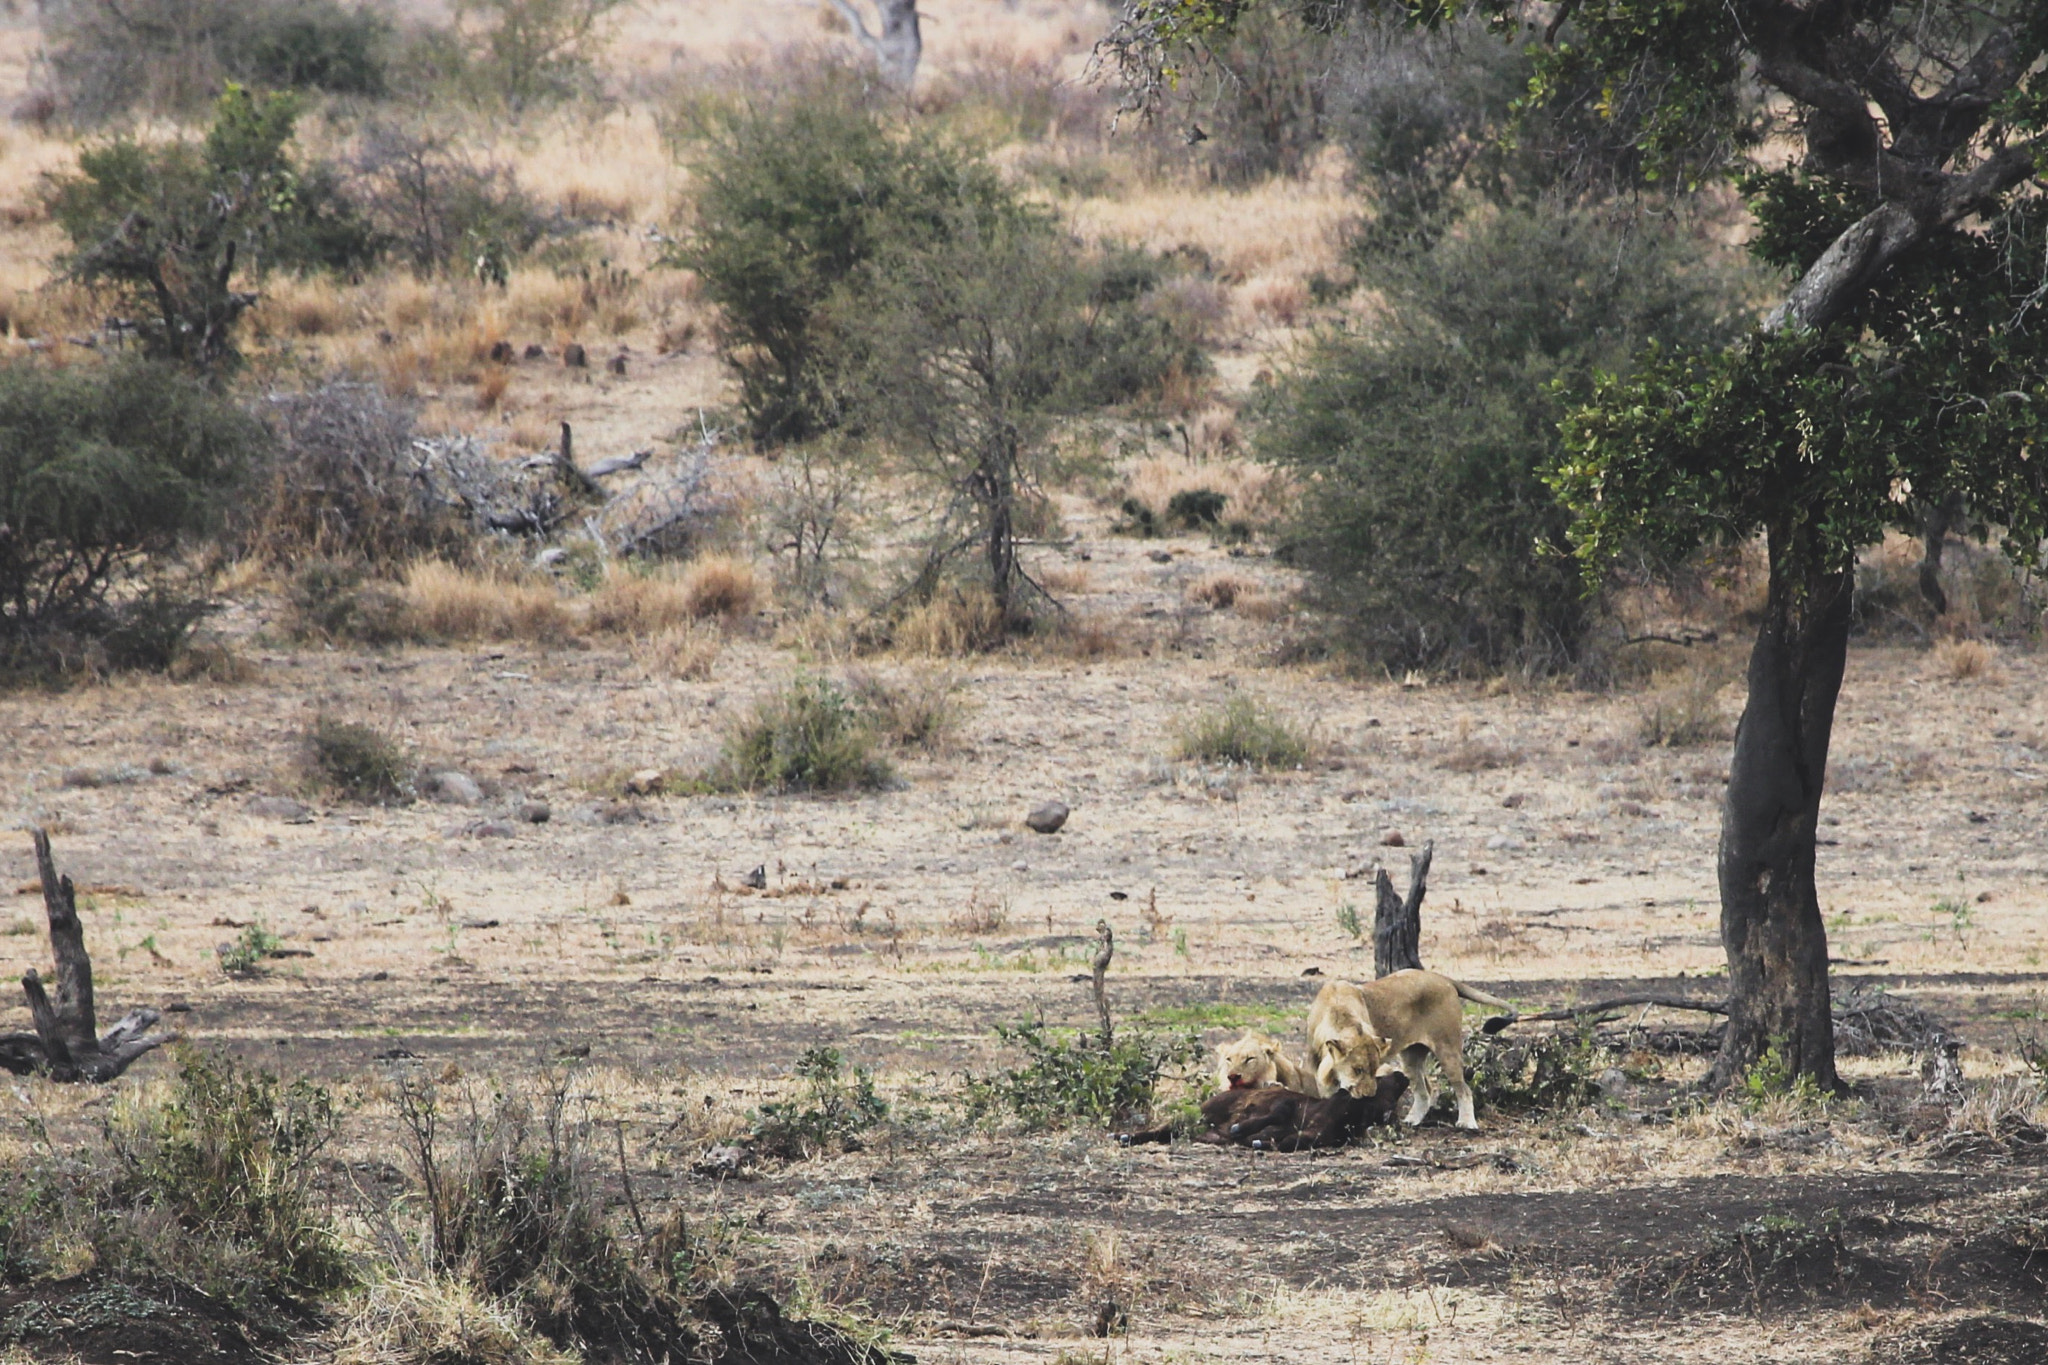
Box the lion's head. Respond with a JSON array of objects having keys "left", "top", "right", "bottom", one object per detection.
[
  {"left": 1315, "top": 1027, "right": 1390, "bottom": 1097},
  {"left": 1217, "top": 1030, "right": 1290, "bottom": 1090}
]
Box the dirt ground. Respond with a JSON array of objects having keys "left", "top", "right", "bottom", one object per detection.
[{"left": 4, "top": 505, "right": 2046, "bottom": 1363}]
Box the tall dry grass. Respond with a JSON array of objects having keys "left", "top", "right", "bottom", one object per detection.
[
  {"left": 1123, "top": 453, "right": 1291, "bottom": 530},
  {"left": 401, "top": 561, "right": 575, "bottom": 643}
]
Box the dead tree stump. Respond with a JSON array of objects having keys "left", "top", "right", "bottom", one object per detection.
[
  {"left": 0, "top": 830, "right": 177, "bottom": 1081},
  {"left": 1091, "top": 919, "right": 1115, "bottom": 1048},
  {"left": 1372, "top": 840, "right": 1433, "bottom": 978}
]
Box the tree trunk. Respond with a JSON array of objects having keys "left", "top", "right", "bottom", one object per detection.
[
  {"left": 1708, "top": 527, "right": 1853, "bottom": 1092},
  {"left": 830, "top": 0, "right": 921, "bottom": 88},
  {"left": 1372, "top": 841, "right": 1431, "bottom": 978},
  {"left": 980, "top": 435, "right": 1018, "bottom": 627}
]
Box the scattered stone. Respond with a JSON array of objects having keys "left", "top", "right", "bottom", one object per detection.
[
  {"left": 693, "top": 1144, "right": 754, "bottom": 1180},
  {"left": 571, "top": 802, "right": 647, "bottom": 826},
  {"left": 374, "top": 1046, "right": 418, "bottom": 1061},
  {"left": 516, "top": 801, "right": 551, "bottom": 824},
  {"left": 487, "top": 339, "right": 514, "bottom": 363},
  {"left": 1301, "top": 966, "right": 1323, "bottom": 977},
  {"left": 466, "top": 820, "right": 516, "bottom": 839},
  {"left": 1484, "top": 834, "right": 1524, "bottom": 852},
  {"left": 1502, "top": 792, "right": 1526, "bottom": 808},
  {"left": 247, "top": 795, "right": 313, "bottom": 823},
  {"left": 742, "top": 865, "right": 768, "bottom": 890},
  {"left": 1379, "top": 828, "right": 1406, "bottom": 847},
  {"left": 563, "top": 342, "right": 588, "bottom": 368},
  {"left": 1010, "top": 860, "right": 1028, "bottom": 872},
  {"left": 462, "top": 918, "right": 501, "bottom": 930},
  {"left": 607, "top": 352, "right": 627, "bottom": 376},
  {"left": 421, "top": 771, "right": 484, "bottom": 805},
  {"left": 1146, "top": 549, "right": 1174, "bottom": 563},
  {"left": 623, "top": 768, "right": 667, "bottom": 797},
  {"left": 1025, "top": 801, "right": 1070, "bottom": 834},
  {"left": 523, "top": 342, "right": 546, "bottom": 360},
  {"left": 63, "top": 763, "right": 148, "bottom": 788}
]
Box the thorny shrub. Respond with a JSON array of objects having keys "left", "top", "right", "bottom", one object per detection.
[
  {"left": 709, "top": 676, "right": 893, "bottom": 794},
  {"left": 303, "top": 713, "right": 411, "bottom": 803}
]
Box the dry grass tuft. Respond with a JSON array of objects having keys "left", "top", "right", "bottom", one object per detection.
[
  {"left": 1440, "top": 718, "right": 1520, "bottom": 772},
  {"left": 586, "top": 566, "right": 696, "bottom": 636},
  {"left": 1931, "top": 638, "right": 1997, "bottom": 682},
  {"left": 402, "top": 561, "right": 574, "bottom": 643},
  {"left": 679, "top": 553, "right": 762, "bottom": 619},
  {"left": 1637, "top": 661, "right": 1735, "bottom": 748},
  {"left": 893, "top": 589, "right": 1004, "bottom": 657},
  {"left": 329, "top": 1275, "right": 578, "bottom": 1365},
  {"left": 631, "top": 621, "right": 722, "bottom": 680},
  {"left": 848, "top": 666, "right": 970, "bottom": 752},
  {"left": 1123, "top": 455, "right": 1288, "bottom": 531},
  {"left": 1188, "top": 572, "right": 1252, "bottom": 609},
  {"left": 1039, "top": 563, "right": 1092, "bottom": 594}
]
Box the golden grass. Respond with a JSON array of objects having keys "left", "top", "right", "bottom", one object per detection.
[
  {"left": 1123, "top": 453, "right": 1290, "bottom": 528},
  {"left": 1039, "top": 563, "right": 1092, "bottom": 594},
  {"left": 892, "top": 588, "right": 1004, "bottom": 657},
  {"left": 1187, "top": 571, "right": 1250, "bottom": 609},
  {"left": 1930, "top": 638, "right": 1997, "bottom": 682},
  {"left": 586, "top": 565, "right": 697, "bottom": 635},
  {"left": 678, "top": 552, "right": 762, "bottom": 619},
  {"left": 401, "top": 561, "right": 575, "bottom": 643},
  {"left": 630, "top": 620, "right": 723, "bottom": 679},
  {"left": 1065, "top": 165, "right": 1352, "bottom": 283}
]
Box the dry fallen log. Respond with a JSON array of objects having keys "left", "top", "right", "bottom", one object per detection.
[
  {"left": 0, "top": 830, "right": 177, "bottom": 1081},
  {"left": 1506, "top": 994, "right": 1732, "bottom": 1025}
]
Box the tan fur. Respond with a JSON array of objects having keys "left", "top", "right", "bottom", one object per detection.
[
  {"left": 1306, "top": 970, "right": 1512, "bottom": 1130},
  {"left": 1216, "top": 1030, "right": 1313, "bottom": 1091}
]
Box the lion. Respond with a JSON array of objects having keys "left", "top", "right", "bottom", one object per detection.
[
  {"left": 1305, "top": 970, "right": 1515, "bottom": 1130},
  {"left": 1216, "top": 1029, "right": 1314, "bottom": 1092}
]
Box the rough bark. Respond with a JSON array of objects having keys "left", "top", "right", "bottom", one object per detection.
[
  {"left": 829, "top": 0, "right": 921, "bottom": 88},
  {"left": 0, "top": 830, "right": 178, "bottom": 1081},
  {"left": 1372, "top": 841, "right": 1431, "bottom": 978},
  {"left": 1707, "top": 529, "right": 1853, "bottom": 1092},
  {"left": 1090, "top": 919, "right": 1114, "bottom": 1048}
]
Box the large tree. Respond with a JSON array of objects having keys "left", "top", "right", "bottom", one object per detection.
[{"left": 1102, "top": 0, "right": 2048, "bottom": 1089}]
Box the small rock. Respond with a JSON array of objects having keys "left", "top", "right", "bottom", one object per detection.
[
  {"left": 523, "top": 342, "right": 546, "bottom": 360},
  {"left": 742, "top": 865, "right": 767, "bottom": 890},
  {"left": 422, "top": 771, "right": 484, "bottom": 806},
  {"left": 1010, "top": 860, "right": 1028, "bottom": 872},
  {"left": 1301, "top": 966, "right": 1323, "bottom": 977},
  {"left": 623, "top": 768, "right": 666, "bottom": 797},
  {"left": 1596, "top": 1067, "right": 1631, "bottom": 1098},
  {"left": 1502, "top": 792, "right": 1526, "bottom": 809},
  {"left": 467, "top": 820, "right": 516, "bottom": 839},
  {"left": 563, "top": 342, "right": 588, "bottom": 368},
  {"left": 1025, "top": 801, "right": 1070, "bottom": 834},
  {"left": 1379, "top": 828, "right": 1406, "bottom": 847},
  {"left": 516, "top": 801, "right": 551, "bottom": 824},
  {"left": 607, "top": 352, "right": 627, "bottom": 376},
  {"left": 488, "top": 339, "right": 514, "bottom": 363},
  {"left": 461, "top": 918, "right": 500, "bottom": 930},
  {"left": 247, "top": 795, "right": 313, "bottom": 823},
  {"left": 1484, "top": 835, "right": 1524, "bottom": 852},
  {"left": 1146, "top": 549, "right": 1174, "bottom": 563},
  {"left": 692, "top": 1144, "right": 753, "bottom": 1180}
]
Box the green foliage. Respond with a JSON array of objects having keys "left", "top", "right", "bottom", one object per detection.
[
  {"left": 0, "top": 360, "right": 257, "bottom": 669},
  {"left": 750, "top": 1046, "right": 888, "bottom": 1160},
  {"left": 105, "top": 1048, "right": 351, "bottom": 1301},
  {"left": 711, "top": 675, "right": 892, "bottom": 793},
  {"left": 47, "top": 0, "right": 392, "bottom": 122},
  {"left": 44, "top": 87, "right": 378, "bottom": 369},
  {"left": 1174, "top": 693, "right": 1311, "bottom": 768},
  {"left": 1263, "top": 201, "right": 1746, "bottom": 673},
  {"left": 216, "top": 920, "right": 283, "bottom": 975},
  {"left": 1463, "top": 1022, "right": 1606, "bottom": 1116},
  {"left": 422, "top": 0, "right": 627, "bottom": 110},
  {"left": 304, "top": 713, "right": 410, "bottom": 802},
  {"left": 1738, "top": 1039, "right": 1828, "bottom": 1111},
  {"left": 1553, "top": 190, "right": 2048, "bottom": 592},
  {"left": 964, "top": 1022, "right": 1203, "bottom": 1130},
  {"left": 345, "top": 123, "right": 554, "bottom": 276},
  {"left": 1334, "top": 900, "right": 1363, "bottom": 941}
]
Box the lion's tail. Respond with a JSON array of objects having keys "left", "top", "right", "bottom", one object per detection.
[{"left": 1453, "top": 980, "right": 1519, "bottom": 1034}]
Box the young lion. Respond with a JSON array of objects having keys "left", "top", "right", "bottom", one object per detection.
[
  {"left": 1306, "top": 970, "right": 1514, "bottom": 1130},
  {"left": 1216, "top": 1029, "right": 1313, "bottom": 1092}
]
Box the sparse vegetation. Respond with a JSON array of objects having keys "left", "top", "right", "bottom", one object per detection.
[
  {"left": 216, "top": 920, "right": 284, "bottom": 974},
  {"left": 709, "top": 675, "right": 892, "bottom": 793},
  {"left": 965, "top": 1022, "right": 1203, "bottom": 1131},
  {"left": 303, "top": 713, "right": 409, "bottom": 802},
  {"left": 1174, "top": 694, "right": 1310, "bottom": 769},
  {"left": 750, "top": 1045, "right": 888, "bottom": 1160}
]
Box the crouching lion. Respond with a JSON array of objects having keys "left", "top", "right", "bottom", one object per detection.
[
  {"left": 1216, "top": 1029, "right": 1313, "bottom": 1092},
  {"left": 1306, "top": 969, "right": 1515, "bottom": 1130}
]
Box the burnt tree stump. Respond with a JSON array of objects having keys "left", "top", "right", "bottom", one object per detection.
[
  {"left": 0, "top": 830, "right": 177, "bottom": 1081},
  {"left": 1372, "top": 840, "right": 1433, "bottom": 978}
]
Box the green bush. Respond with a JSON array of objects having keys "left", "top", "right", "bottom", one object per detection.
[
  {"left": 304, "top": 714, "right": 410, "bottom": 802},
  {"left": 1174, "top": 694, "right": 1311, "bottom": 769},
  {"left": 0, "top": 360, "right": 258, "bottom": 674},
  {"left": 751, "top": 1045, "right": 887, "bottom": 1159},
  {"left": 45, "top": 87, "right": 380, "bottom": 369},
  {"left": 46, "top": 0, "right": 392, "bottom": 123},
  {"left": 346, "top": 122, "right": 556, "bottom": 276},
  {"left": 1260, "top": 201, "right": 1744, "bottom": 675},
  {"left": 1462, "top": 1022, "right": 1606, "bottom": 1116},
  {"left": 711, "top": 676, "right": 892, "bottom": 794},
  {"left": 216, "top": 919, "right": 283, "bottom": 975},
  {"left": 104, "top": 1048, "right": 351, "bottom": 1303},
  {"left": 964, "top": 1022, "right": 1203, "bottom": 1130}
]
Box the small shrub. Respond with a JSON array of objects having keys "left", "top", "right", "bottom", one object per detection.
[
  {"left": 630, "top": 622, "right": 721, "bottom": 680},
  {"left": 678, "top": 553, "right": 760, "bottom": 619},
  {"left": 346, "top": 122, "right": 557, "bottom": 276},
  {"left": 105, "top": 1047, "right": 350, "bottom": 1302},
  {"left": 846, "top": 667, "right": 967, "bottom": 751},
  {"left": 710, "top": 676, "right": 891, "bottom": 793},
  {"left": 1739, "top": 1039, "right": 1829, "bottom": 1112},
  {"left": 434, "top": 0, "right": 627, "bottom": 110},
  {"left": 1166, "top": 487, "right": 1229, "bottom": 529},
  {"left": 1187, "top": 572, "right": 1250, "bottom": 609},
  {"left": 750, "top": 1045, "right": 887, "bottom": 1160},
  {"left": 1637, "top": 661, "right": 1734, "bottom": 747},
  {"left": 216, "top": 920, "right": 283, "bottom": 975},
  {"left": 1174, "top": 694, "right": 1311, "bottom": 769},
  {"left": 1463, "top": 1022, "right": 1605, "bottom": 1116},
  {"left": 1931, "top": 638, "right": 1996, "bottom": 682},
  {"left": 889, "top": 588, "right": 1005, "bottom": 657},
  {"left": 285, "top": 559, "right": 418, "bottom": 645},
  {"left": 304, "top": 713, "right": 409, "bottom": 802},
  {"left": 964, "top": 1022, "right": 1203, "bottom": 1130},
  {"left": 0, "top": 360, "right": 258, "bottom": 674}
]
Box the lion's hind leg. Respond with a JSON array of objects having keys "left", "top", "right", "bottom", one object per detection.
[{"left": 1397, "top": 1044, "right": 1435, "bottom": 1126}]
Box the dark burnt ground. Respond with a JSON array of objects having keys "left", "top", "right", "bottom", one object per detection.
[
  {"left": 160, "top": 968, "right": 2046, "bottom": 1081},
  {"left": 0, "top": 1276, "right": 295, "bottom": 1365}
]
